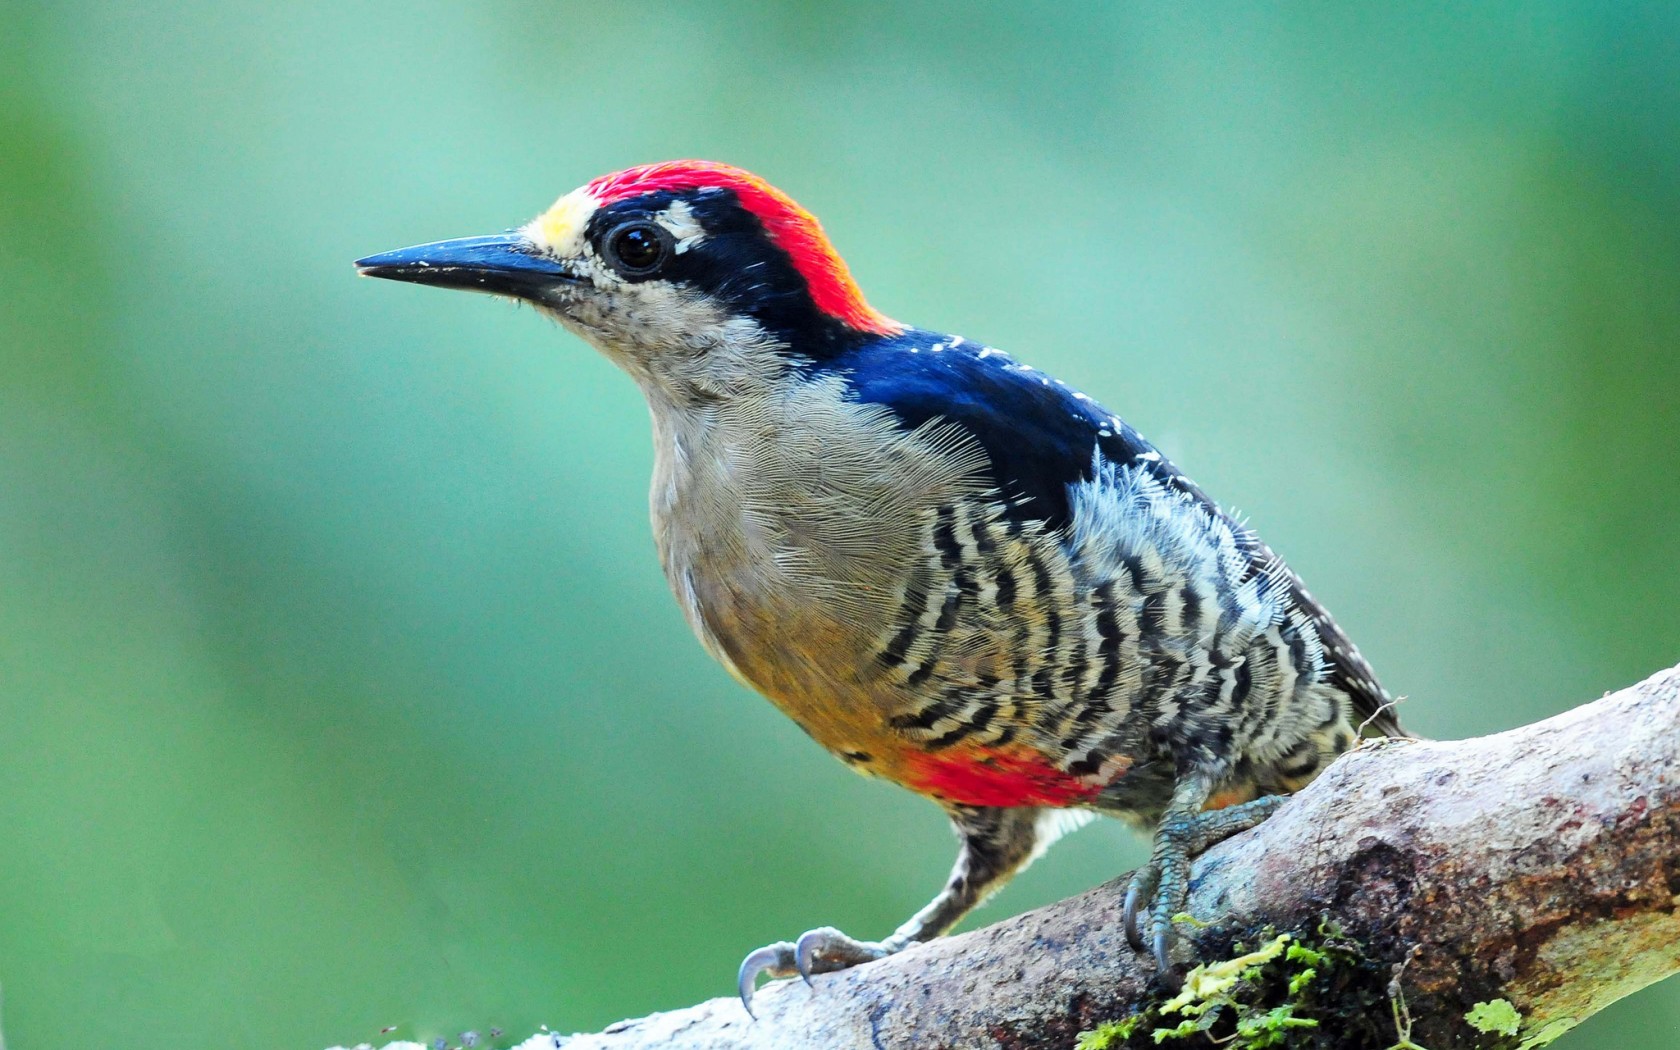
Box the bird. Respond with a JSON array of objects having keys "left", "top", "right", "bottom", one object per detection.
[{"left": 355, "top": 160, "right": 1404, "bottom": 1015}]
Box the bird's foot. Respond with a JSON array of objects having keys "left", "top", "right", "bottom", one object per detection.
[
  {"left": 1121, "top": 795, "right": 1286, "bottom": 975},
  {"left": 737, "top": 927, "right": 895, "bottom": 1016}
]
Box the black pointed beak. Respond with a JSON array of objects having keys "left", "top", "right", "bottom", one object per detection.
[{"left": 354, "top": 234, "right": 582, "bottom": 299}]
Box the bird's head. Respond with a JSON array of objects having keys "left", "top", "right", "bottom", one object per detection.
[{"left": 356, "top": 161, "right": 902, "bottom": 399}]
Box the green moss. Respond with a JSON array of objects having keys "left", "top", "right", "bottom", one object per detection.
[
  {"left": 1234, "top": 1004, "right": 1319, "bottom": 1047},
  {"left": 1465, "top": 1000, "right": 1522, "bottom": 1038},
  {"left": 1287, "top": 967, "right": 1318, "bottom": 997},
  {"left": 1074, "top": 921, "right": 1393, "bottom": 1050},
  {"left": 1073, "top": 923, "right": 1563, "bottom": 1050},
  {"left": 1076, "top": 1016, "right": 1142, "bottom": 1049},
  {"left": 1286, "top": 944, "right": 1328, "bottom": 968},
  {"left": 1159, "top": 932, "right": 1296, "bottom": 1017}
]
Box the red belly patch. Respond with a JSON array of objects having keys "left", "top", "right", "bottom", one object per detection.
[{"left": 902, "top": 747, "right": 1110, "bottom": 808}]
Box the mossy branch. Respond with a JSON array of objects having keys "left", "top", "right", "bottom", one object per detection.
[{"left": 336, "top": 663, "right": 1680, "bottom": 1050}]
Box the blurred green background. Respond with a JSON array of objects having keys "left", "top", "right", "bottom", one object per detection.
[{"left": 2, "top": 3, "right": 1676, "bottom": 1048}]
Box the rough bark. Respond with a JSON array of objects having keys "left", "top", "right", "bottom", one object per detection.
[{"left": 337, "top": 664, "right": 1680, "bottom": 1050}]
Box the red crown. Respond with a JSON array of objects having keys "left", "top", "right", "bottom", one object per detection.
[{"left": 587, "top": 161, "right": 901, "bottom": 336}]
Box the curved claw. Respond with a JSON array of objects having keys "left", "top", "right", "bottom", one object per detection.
[
  {"left": 736, "top": 941, "right": 796, "bottom": 1018},
  {"left": 1123, "top": 862, "right": 1159, "bottom": 955},
  {"left": 738, "top": 926, "right": 894, "bottom": 1016},
  {"left": 1152, "top": 927, "right": 1172, "bottom": 975},
  {"left": 1122, "top": 880, "right": 1145, "bottom": 953},
  {"left": 1121, "top": 793, "right": 1288, "bottom": 978},
  {"left": 794, "top": 929, "right": 823, "bottom": 985},
  {"left": 794, "top": 926, "right": 888, "bottom": 980}
]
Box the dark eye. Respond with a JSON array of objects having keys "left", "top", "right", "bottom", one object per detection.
[{"left": 603, "top": 221, "right": 673, "bottom": 277}]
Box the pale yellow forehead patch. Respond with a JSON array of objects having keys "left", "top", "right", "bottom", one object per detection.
[{"left": 523, "top": 187, "right": 598, "bottom": 257}]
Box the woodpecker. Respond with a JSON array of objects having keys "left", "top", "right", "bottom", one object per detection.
[{"left": 356, "top": 161, "right": 1403, "bottom": 1013}]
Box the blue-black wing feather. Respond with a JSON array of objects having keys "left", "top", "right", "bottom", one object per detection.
[{"left": 812, "top": 330, "right": 1403, "bottom": 737}]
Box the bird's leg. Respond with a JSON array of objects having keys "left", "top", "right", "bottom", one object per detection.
[
  {"left": 1122, "top": 775, "right": 1285, "bottom": 973},
  {"left": 737, "top": 805, "right": 1045, "bottom": 1015}
]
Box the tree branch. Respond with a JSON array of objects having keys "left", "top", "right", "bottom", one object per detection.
[{"left": 338, "top": 664, "right": 1680, "bottom": 1050}]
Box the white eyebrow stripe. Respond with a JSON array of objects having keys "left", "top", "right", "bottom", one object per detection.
[{"left": 655, "top": 199, "right": 706, "bottom": 253}]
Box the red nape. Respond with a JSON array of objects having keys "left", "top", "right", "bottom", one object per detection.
[
  {"left": 902, "top": 746, "right": 1107, "bottom": 808},
  {"left": 585, "top": 161, "right": 902, "bottom": 336}
]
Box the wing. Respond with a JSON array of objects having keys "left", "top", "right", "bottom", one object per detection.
[{"left": 812, "top": 330, "right": 1403, "bottom": 738}]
